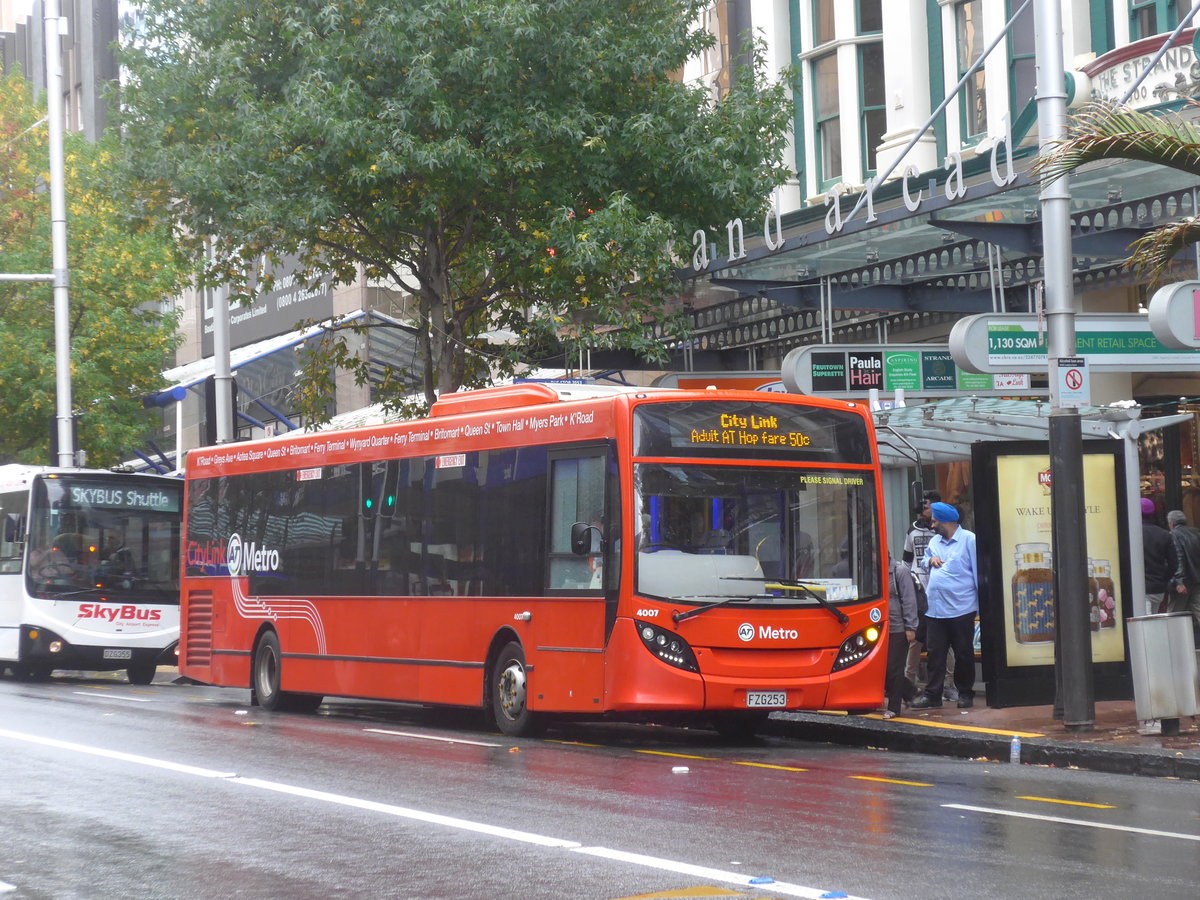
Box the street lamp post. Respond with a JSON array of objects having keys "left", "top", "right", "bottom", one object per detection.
[
  {"left": 46, "top": 0, "right": 74, "bottom": 467},
  {"left": 1034, "top": 0, "right": 1094, "bottom": 730}
]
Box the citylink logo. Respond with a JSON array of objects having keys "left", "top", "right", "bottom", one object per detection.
[
  {"left": 226, "top": 533, "right": 280, "bottom": 577},
  {"left": 737, "top": 622, "right": 755, "bottom": 642}
]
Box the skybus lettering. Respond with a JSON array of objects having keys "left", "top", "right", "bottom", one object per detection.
[{"left": 78, "top": 604, "right": 162, "bottom": 622}]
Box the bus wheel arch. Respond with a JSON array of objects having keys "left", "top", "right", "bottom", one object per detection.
[
  {"left": 488, "top": 635, "right": 543, "bottom": 738},
  {"left": 251, "top": 627, "right": 322, "bottom": 714}
]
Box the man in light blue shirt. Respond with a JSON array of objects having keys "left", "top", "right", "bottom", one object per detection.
[{"left": 911, "top": 502, "right": 978, "bottom": 709}]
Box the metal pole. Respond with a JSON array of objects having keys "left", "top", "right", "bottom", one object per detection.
[
  {"left": 1035, "top": 0, "right": 1093, "bottom": 730},
  {"left": 45, "top": 0, "right": 74, "bottom": 467},
  {"left": 212, "top": 250, "right": 234, "bottom": 444}
]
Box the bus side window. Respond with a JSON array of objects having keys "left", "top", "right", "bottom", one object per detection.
[
  {"left": 1, "top": 508, "right": 24, "bottom": 574},
  {"left": 548, "top": 453, "right": 605, "bottom": 591}
]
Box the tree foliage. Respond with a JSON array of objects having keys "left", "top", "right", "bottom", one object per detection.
[
  {"left": 118, "top": 0, "right": 794, "bottom": 415},
  {"left": 1036, "top": 101, "right": 1200, "bottom": 284},
  {"left": 0, "top": 72, "right": 188, "bottom": 466}
]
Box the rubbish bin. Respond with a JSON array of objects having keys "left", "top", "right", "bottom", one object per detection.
[{"left": 1127, "top": 612, "right": 1199, "bottom": 735}]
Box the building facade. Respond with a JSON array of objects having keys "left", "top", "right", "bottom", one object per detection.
[{"left": 678, "top": 0, "right": 1200, "bottom": 526}]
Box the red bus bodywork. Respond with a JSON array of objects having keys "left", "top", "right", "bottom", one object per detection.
[{"left": 181, "top": 384, "right": 888, "bottom": 733}]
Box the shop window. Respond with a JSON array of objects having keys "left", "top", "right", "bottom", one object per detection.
[{"left": 1131, "top": 0, "right": 1194, "bottom": 40}]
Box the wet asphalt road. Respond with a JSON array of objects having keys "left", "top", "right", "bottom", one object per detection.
[{"left": 1, "top": 672, "right": 1198, "bottom": 900}]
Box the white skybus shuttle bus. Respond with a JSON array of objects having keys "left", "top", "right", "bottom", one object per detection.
[{"left": 0, "top": 465, "right": 183, "bottom": 683}]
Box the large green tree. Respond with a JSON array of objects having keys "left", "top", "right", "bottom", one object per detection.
[
  {"left": 1037, "top": 101, "right": 1200, "bottom": 283},
  {"left": 118, "top": 0, "right": 793, "bottom": 413},
  {"left": 0, "top": 72, "right": 188, "bottom": 466}
]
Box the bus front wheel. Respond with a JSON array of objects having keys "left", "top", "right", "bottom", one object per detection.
[
  {"left": 491, "top": 641, "right": 542, "bottom": 738},
  {"left": 253, "top": 631, "right": 322, "bottom": 714},
  {"left": 127, "top": 663, "right": 157, "bottom": 685}
]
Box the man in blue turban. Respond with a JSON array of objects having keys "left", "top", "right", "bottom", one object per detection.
[{"left": 911, "top": 502, "right": 979, "bottom": 709}]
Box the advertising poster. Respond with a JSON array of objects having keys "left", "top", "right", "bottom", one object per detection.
[
  {"left": 995, "top": 452, "right": 1124, "bottom": 667},
  {"left": 973, "top": 440, "right": 1133, "bottom": 707}
]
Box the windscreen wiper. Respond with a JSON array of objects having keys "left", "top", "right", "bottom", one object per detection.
[
  {"left": 672, "top": 595, "right": 756, "bottom": 623},
  {"left": 761, "top": 579, "right": 850, "bottom": 625}
]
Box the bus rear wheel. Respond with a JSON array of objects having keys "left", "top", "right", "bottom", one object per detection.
[
  {"left": 253, "top": 631, "right": 322, "bottom": 714},
  {"left": 127, "top": 663, "right": 157, "bottom": 685},
  {"left": 491, "top": 641, "right": 542, "bottom": 738}
]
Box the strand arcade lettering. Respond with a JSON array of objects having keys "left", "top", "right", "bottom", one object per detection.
[{"left": 690, "top": 119, "right": 1018, "bottom": 271}]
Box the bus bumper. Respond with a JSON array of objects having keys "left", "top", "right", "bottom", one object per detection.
[{"left": 17, "top": 625, "right": 174, "bottom": 673}]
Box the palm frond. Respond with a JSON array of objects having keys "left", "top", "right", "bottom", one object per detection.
[
  {"left": 1123, "top": 217, "right": 1200, "bottom": 284},
  {"left": 1034, "top": 101, "right": 1200, "bottom": 184}
]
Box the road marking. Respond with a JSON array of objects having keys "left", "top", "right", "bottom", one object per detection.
[
  {"left": 858, "top": 714, "right": 1042, "bottom": 738},
  {"left": 732, "top": 761, "right": 809, "bottom": 772},
  {"left": 571, "top": 847, "right": 867, "bottom": 899},
  {"left": 850, "top": 775, "right": 932, "bottom": 787},
  {"left": 943, "top": 804, "right": 1200, "bottom": 842},
  {"left": 635, "top": 750, "right": 718, "bottom": 761},
  {"left": 1016, "top": 795, "right": 1116, "bottom": 809},
  {"left": 72, "top": 692, "right": 154, "bottom": 703},
  {"left": 364, "top": 728, "right": 502, "bottom": 747},
  {"left": 0, "top": 728, "right": 238, "bottom": 778},
  {"left": 546, "top": 739, "right": 604, "bottom": 747},
  {"left": 0, "top": 726, "right": 871, "bottom": 900}
]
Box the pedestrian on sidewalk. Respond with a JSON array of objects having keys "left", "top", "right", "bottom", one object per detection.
[
  {"left": 912, "top": 502, "right": 978, "bottom": 710},
  {"left": 903, "top": 490, "right": 949, "bottom": 692},
  {"left": 1142, "top": 498, "right": 1175, "bottom": 616},
  {"left": 1166, "top": 509, "right": 1200, "bottom": 645},
  {"left": 884, "top": 554, "right": 919, "bottom": 719}
]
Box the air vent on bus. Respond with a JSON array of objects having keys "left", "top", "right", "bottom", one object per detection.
[{"left": 185, "top": 591, "right": 214, "bottom": 667}]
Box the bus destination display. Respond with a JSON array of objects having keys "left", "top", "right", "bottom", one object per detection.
[
  {"left": 687, "top": 412, "right": 812, "bottom": 449},
  {"left": 66, "top": 482, "right": 181, "bottom": 513}
]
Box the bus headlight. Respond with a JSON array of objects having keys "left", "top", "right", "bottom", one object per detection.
[
  {"left": 832, "top": 627, "right": 882, "bottom": 671},
  {"left": 635, "top": 620, "right": 699, "bottom": 672},
  {"left": 48, "top": 641, "right": 63, "bottom": 654}
]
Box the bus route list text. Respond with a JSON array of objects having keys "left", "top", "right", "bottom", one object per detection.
[{"left": 192, "top": 411, "right": 597, "bottom": 466}]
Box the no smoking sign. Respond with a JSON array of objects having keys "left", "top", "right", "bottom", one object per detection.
[{"left": 1055, "top": 356, "right": 1090, "bottom": 408}]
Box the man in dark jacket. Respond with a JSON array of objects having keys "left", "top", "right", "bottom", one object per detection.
[
  {"left": 1166, "top": 509, "right": 1200, "bottom": 644},
  {"left": 1142, "top": 498, "right": 1175, "bottom": 616}
]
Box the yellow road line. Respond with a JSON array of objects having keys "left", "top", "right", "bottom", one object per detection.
[
  {"left": 545, "top": 739, "right": 603, "bottom": 747},
  {"left": 635, "top": 750, "right": 718, "bottom": 761},
  {"left": 1017, "top": 795, "right": 1116, "bottom": 809},
  {"left": 850, "top": 775, "right": 933, "bottom": 787},
  {"left": 859, "top": 713, "right": 1043, "bottom": 738},
  {"left": 731, "top": 761, "right": 809, "bottom": 772}
]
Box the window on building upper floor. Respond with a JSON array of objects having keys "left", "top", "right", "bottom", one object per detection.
[
  {"left": 813, "top": 50, "right": 842, "bottom": 183},
  {"left": 1131, "top": 0, "right": 1194, "bottom": 40},
  {"left": 1007, "top": 0, "right": 1035, "bottom": 123},
  {"left": 814, "top": 0, "right": 835, "bottom": 45},
  {"left": 956, "top": 0, "right": 988, "bottom": 140}
]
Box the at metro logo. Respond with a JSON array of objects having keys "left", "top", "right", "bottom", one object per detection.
[{"left": 77, "top": 604, "right": 162, "bottom": 623}]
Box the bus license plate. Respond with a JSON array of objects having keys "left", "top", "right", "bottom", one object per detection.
[
  {"left": 746, "top": 691, "right": 787, "bottom": 708},
  {"left": 102, "top": 648, "right": 132, "bottom": 660}
]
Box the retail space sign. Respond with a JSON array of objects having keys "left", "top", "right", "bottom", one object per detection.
[
  {"left": 781, "top": 344, "right": 1035, "bottom": 398},
  {"left": 950, "top": 312, "right": 1200, "bottom": 373}
]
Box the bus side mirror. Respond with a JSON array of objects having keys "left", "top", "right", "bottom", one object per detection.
[
  {"left": 910, "top": 481, "right": 925, "bottom": 515},
  {"left": 570, "top": 522, "right": 592, "bottom": 556}
]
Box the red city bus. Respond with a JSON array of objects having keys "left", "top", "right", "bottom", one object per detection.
[{"left": 180, "top": 383, "right": 889, "bottom": 736}]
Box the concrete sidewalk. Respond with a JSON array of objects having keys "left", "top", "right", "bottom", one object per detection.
[{"left": 766, "top": 700, "right": 1200, "bottom": 780}]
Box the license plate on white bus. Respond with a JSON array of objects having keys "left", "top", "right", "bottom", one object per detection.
[
  {"left": 102, "top": 649, "right": 132, "bottom": 660},
  {"left": 746, "top": 691, "right": 787, "bottom": 708}
]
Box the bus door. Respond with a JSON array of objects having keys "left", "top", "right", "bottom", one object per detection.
[
  {"left": 0, "top": 489, "right": 27, "bottom": 660},
  {"left": 542, "top": 446, "right": 611, "bottom": 711}
]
